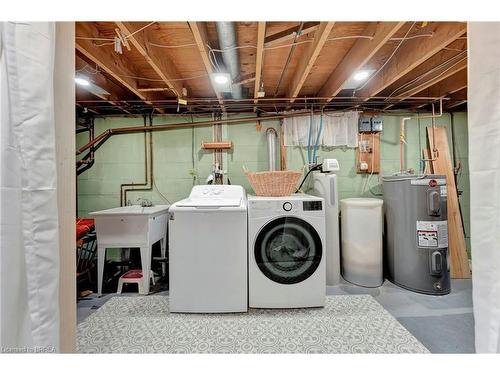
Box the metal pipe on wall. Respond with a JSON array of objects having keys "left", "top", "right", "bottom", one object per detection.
[
  {"left": 77, "top": 111, "right": 321, "bottom": 156},
  {"left": 120, "top": 115, "right": 154, "bottom": 206},
  {"left": 266, "top": 127, "right": 278, "bottom": 171}
]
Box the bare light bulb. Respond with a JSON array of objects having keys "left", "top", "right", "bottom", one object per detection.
[
  {"left": 75, "top": 77, "right": 90, "bottom": 86},
  {"left": 353, "top": 71, "right": 370, "bottom": 81}
]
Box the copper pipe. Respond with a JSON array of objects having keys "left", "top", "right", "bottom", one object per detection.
[
  {"left": 76, "top": 95, "right": 451, "bottom": 104},
  {"left": 76, "top": 118, "right": 95, "bottom": 175},
  {"left": 77, "top": 112, "right": 316, "bottom": 155},
  {"left": 120, "top": 115, "right": 154, "bottom": 206}
]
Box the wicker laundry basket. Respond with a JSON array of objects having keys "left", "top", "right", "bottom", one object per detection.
[{"left": 244, "top": 167, "right": 303, "bottom": 197}]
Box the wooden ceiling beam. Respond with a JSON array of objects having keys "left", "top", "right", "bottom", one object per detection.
[
  {"left": 188, "top": 21, "right": 225, "bottom": 111},
  {"left": 416, "top": 70, "right": 467, "bottom": 99},
  {"left": 317, "top": 22, "right": 405, "bottom": 100},
  {"left": 75, "top": 22, "right": 164, "bottom": 113},
  {"left": 253, "top": 22, "right": 266, "bottom": 109},
  {"left": 287, "top": 22, "right": 335, "bottom": 102},
  {"left": 384, "top": 59, "right": 467, "bottom": 109},
  {"left": 76, "top": 54, "right": 133, "bottom": 114},
  {"left": 393, "top": 59, "right": 467, "bottom": 100},
  {"left": 264, "top": 22, "right": 319, "bottom": 46},
  {"left": 446, "top": 88, "right": 468, "bottom": 109},
  {"left": 115, "top": 22, "right": 184, "bottom": 98},
  {"left": 76, "top": 103, "right": 100, "bottom": 115},
  {"left": 356, "top": 22, "right": 467, "bottom": 99}
]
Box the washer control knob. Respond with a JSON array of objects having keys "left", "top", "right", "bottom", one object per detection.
[{"left": 283, "top": 202, "right": 293, "bottom": 212}]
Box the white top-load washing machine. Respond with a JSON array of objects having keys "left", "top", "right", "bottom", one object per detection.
[
  {"left": 248, "top": 194, "right": 326, "bottom": 308},
  {"left": 169, "top": 185, "right": 247, "bottom": 313}
]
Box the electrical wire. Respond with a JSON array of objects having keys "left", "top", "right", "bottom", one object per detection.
[
  {"left": 390, "top": 33, "right": 433, "bottom": 41},
  {"left": 150, "top": 33, "right": 432, "bottom": 53},
  {"left": 149, "top": 41, "right": 197, "bottom": 48},
  {"left": 152, "top": 177, "right": 172, "bottom": 204},
  {"left": 355, "top": 22, "right": 417, "bottom": 93},
  {"left": 76, "top": 63, "right": 209, "bottom": 82},
  {"left": 384, "top": 50, "right": 467, "bottom": 99},
  {"left": 76, "top": 22, "right": 156, "bottom": 43}
]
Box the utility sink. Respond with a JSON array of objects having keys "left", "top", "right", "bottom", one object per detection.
[
  {"left": 90, "top": 205, "right": 170, "bottom": 217},
  {"left": 90, "top": 204, "right": 170, "bottom": 295}
]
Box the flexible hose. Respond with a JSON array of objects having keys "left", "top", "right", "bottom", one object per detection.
[
  {"left": 295, "top": 164, "right": 322, "bottom": 193},
  {"left": 306, "top": 109, "right": 313, "bottom": 164},
  {"left": 311, "top": 112, "right": 324, "bottom": 164}
]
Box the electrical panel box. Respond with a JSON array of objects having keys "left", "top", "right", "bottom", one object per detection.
[
  {"left": 358, "top": 116, "right": 372, "bottom": 132},
  {"left": 358, "top": 114, "right": 383, "bottom": 133},
  {"left": 371, "top": 116, "right": 383, "bottom": 132}
]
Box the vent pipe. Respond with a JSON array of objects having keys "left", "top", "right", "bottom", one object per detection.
[
  {"left": 215, "top": 22, "right": 242, "bottom": 99},
  {"left": 266, "top": 128, "right": 278, "bottom": 171}
]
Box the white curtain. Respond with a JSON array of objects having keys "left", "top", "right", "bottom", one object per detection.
[
  {"left": 283, "top": 111, "right": 359, "bottom": 148},
  {"left": 0, "top": 22, "right": 60, "bottom": 351},
  {"left": 469, "top": 22, "right": 500, "bottom": 353}
]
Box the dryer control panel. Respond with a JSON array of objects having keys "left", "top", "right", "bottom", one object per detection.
[{"left": 303, "top": 200, "right": 323, "bottom": 211}]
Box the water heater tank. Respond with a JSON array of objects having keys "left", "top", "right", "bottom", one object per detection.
[{"left": 382, "top": 175, "right": 450, "bottom": 295}]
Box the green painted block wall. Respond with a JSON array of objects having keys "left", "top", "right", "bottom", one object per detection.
[{"left": 77, "top": 111, "right": 470, "bottom": 254}]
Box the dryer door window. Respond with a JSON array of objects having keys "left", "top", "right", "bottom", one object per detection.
[{"left": 254, "top": 216, "right": 322, "bottom": 284}]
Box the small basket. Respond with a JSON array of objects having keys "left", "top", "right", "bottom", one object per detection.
[{"left": 243, "top": 167, "right": 303, "bottom": 197}]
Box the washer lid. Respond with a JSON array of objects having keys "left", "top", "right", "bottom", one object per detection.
[{"left": 176, "top": 197, "right": 242, "bottom": 208}]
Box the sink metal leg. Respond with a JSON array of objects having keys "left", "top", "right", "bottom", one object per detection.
[
  {"left": 97, "top": 246, "right": 106, "bottom": 296},
  {"left": 140, "top": 245, "right": 152, "bottom": 294},
  {"left": 160, "top": 236, "right": 167, "bottom": 276}
]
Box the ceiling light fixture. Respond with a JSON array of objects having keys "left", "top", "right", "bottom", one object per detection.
[
  {"left": 353, "top": 70, "right": 370, "bottom": 81},
  {"left": 210, "top": 73, "right": 233, "bottom": 93},
  {"left": 213, "top": 74, "right": 229, "bottom": 85},
  {"left": 342, "top": 69, "right": 376, "bottom": 90},
  {"left": 75, "top": 77, "right": 90, "bottom": 86}
]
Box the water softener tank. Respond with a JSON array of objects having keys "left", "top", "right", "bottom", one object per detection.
[{"left": 382, "top": 175, "right": 450, "bottom": 295}]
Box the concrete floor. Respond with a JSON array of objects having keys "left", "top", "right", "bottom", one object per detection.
[{"left": 77, "top": 279, "right": 474, "bottom": 353}]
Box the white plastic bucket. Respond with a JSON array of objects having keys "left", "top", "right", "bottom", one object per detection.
[{"left": 340, "top": 198, "right": 383, "bottom": 287}]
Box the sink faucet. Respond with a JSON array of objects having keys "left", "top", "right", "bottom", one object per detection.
[{"left": 137, "top": 198, "right": 153, "bottom": 207}]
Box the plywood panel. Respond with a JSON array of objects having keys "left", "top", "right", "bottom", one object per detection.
[{"left": 357, "top": 132, "right": 380, "bottom": 173}]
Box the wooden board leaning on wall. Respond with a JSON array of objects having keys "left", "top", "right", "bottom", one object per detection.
[{"left": 426, "top": 126, "right": 471, "bottom": 279}]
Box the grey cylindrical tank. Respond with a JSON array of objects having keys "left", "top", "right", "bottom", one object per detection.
[{"left": 383, "top": 175, "right": 450, "bottom": 295}]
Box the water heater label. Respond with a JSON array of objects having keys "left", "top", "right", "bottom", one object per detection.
[
  {"left": 416, "top": 220, "right": 448, "bottom": 248},
  {"left": 440, "top": 185, "right": 447, "bottom": 197}
]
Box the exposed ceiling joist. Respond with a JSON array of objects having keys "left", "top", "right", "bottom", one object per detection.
[
  {"left": 356, "top": 22, "right": 467, "bottom": 99},
  {"left": 115, "top": 22, "right": 185, "bottom": 98},
  {"left": 287, "top": 22, "right": 335, "bottom": 102},
  {"left": 75, "top": 22, "right": 165, "bottom": 113},
  {"left": 385, "top": 59, "right": 467, "bottom": 109},
  {"left": 77, "top": 103, "right": 100, "bottom": 115},
  {"left": 395, "top": 59, "right": 466, "bottom": 100},
  {"left": 264, "top": 22, "right": 319, "bottom": 46},
  {"left": 317, "top": 22, "right": 405, "bottom": 100},
  {"left": 76, "top": 55, "right": 133, "bottom": 114},
  {"left": 188, "top": 21, "right": 225, "bottom": 111},
  {"left": 446, "top": 88, "right": 468, "bottom": 109},
  {"left": 253, "top": 22, "right": 266, "bottom": 109}
]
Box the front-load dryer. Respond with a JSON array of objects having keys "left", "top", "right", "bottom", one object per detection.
[{"left": 248, "top": 194, "right": 326, "bottom": 308}]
